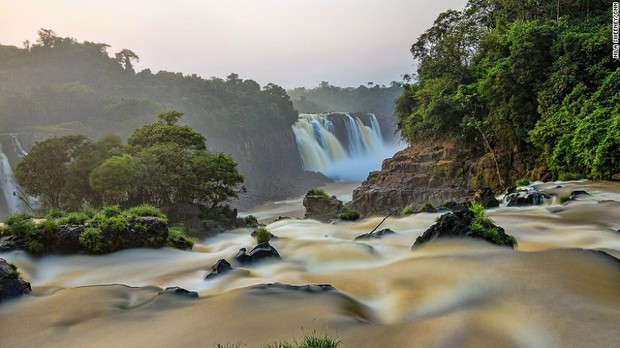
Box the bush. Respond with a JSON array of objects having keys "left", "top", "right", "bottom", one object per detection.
[
  {"left": 127, "top": 204, "right": 166, "bottom": 220},
  {"left": 308, "top": 188, "right": 329, "bottom": 198},
  {"left": 558, "top": 172, "right": 583, "bottom": 181},
  {"left": 79, "top": 227, "right": 104, "bottom": 253},
  {"left": 241, "top": 215, "right": 259, "bottom": 227},
  {"left": 102, "top": 205, "right": 123, "bottom": 218},
  {"left": 254, "top": 227, "right": 272, "bottom": 244},
  {"left": 470, "top": 203, "right": 502, "bottom": 244},
  {"left": 515, "top": 178, "right": 530, "bottom": 186},
  {"left": 338, "top": 207, "right": 361, "bottom": 221}
]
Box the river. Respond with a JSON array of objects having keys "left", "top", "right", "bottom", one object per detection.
[{"left": 1, "top": 180, "right": 619, "bottom": 347}]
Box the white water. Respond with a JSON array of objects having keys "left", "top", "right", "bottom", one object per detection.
[
  {"left": 11, "top": 133, "right": 29, "bottom": 157},
  {"left": 292, "top": 113, "right": 404, "bottom": 181},
  {"left": 0, "top": 141, "right": 19, "bottom": 216}
]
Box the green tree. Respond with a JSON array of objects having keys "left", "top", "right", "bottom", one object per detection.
[
  {"left": 89, "top": 154, "right": 137, "bottom": 205},
  {"left": 114, "top": 49, "right": 139, "bottom": 72}
]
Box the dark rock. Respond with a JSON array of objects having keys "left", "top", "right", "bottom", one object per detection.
[
  {"left": 473, "top": 187, "right": 500, "bottom": 208},
  {"left": 303, "top": 192, "right": 344, "bottom": 222},
  {"left": 167, "top": 236, "right": 193, "bottom": 251},
  {"left": 569, "top": 190, "right": 590, "bottom": 200},
  {"left": 162, "top": 286, "right": 199, "bottom": 298},
  {"left": 205, "top": 259, "right": 233, "bottom": 280},
  {"left": 505, "top": 191, "right": 550, "bottom": 207},
  {"left": 442, "top": 201, "right": 471, "bottom": 212},
  {"left": 505, "top": 186, "right": 516, "bottom": 194},
  {"left": 0, "top": 258, "right": 31, "bottom": 303},
  {"left": 412, "top": 209, "right": 516, "bottom": 248},
  {"left": 272, "top": 216, "right": 291, "bottom": 222},
  {"left": 250, "top": 283, "right": 335, "bottom": 293},
  {"left": 0, "top": 236, "right": 19, "bottom": 252},
  {"left": 44, "top": 225, "right": 84, "bottom": 254},
  {"left": 354, "top": 228, "right": 396, "bottom": 241},
  {"left": 235, "top": 242, "right": 281, "bottom": 265}
]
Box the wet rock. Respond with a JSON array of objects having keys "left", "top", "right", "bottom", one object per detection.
[
  {"left": 235, "top": 242, "right": 281, "bottom": 265},
  {"left": 505, "top": 191, "right": 550, "bottom": 207},
  {"left": 272, "top": 216, "right": 291, "bottom": 223},
  {"left": 569, "top": 190, "right": 590, "bottom": 200},
  {"left": 205, "top": 259, "right": 233, "bottom": 280},
  {"left": 162, "top": 286, "right": 198, "bottom": 298},
  {"left": 473, "top": 187, "right": 500, "bottom": 208},
  {"left": 250, "top": 283, "right": 335, "bottom": 293},
  {"left": 0, "top": 236, "right": 19, "bottom": 252},
  {"left": 412, "top": 209, "right": 516, "bottom": 248},
  {"left": 442, "top": 201, "right": 471, "bottom": 212},
  {"left": 0, "top": 258, "right": 31, "bottom": 303},
  {"left": 354, "top": 228, "right": 396, "bottom": 241}
]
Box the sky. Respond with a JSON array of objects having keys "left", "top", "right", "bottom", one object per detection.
[{"left": 0, "top": 0, "right": 467, "bottom": 88}]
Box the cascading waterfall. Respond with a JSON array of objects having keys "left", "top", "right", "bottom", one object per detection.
[
  {"left": 11, "top": 133, "right": 29, "bottom": 157},
  {"left": 292, "top": 113, "right": 403, "bottom": 181},
  {"left": 0, "top": 140, "right": 19, "bottom": 216}
]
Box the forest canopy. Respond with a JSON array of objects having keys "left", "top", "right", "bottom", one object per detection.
[{"left": 395, "top": 0, "right": 618, "bottom": 179}]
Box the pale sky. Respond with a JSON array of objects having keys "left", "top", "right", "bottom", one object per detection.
[{"left": 0, "top": 0, "right": 467, "bottom": 88}]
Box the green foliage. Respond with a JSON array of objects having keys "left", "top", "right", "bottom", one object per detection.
[
  {"left": 240, "top": 215, "right": 259, "bottom": 228},
  {"left": 102, "top": 205, "right": 123, "bottom": 218},
  {"left": 308, "top": 188, "right": 328, "bottom": 198},
  {"left": 89, "top": 154, "right": 137, "bottom": 205},
  {"left": 515, "top": 178, "right": 530, "bottom": 186},
  {"left": 264, "top": 331, "right": 341, "bottom": 348},
  {"left": 45, "top": 209, "right": 67, "bottom": 219},
  {"left": 4, "top": 214, "right": 37, "bottom": 238},
  {"left": 559, "top": 195, "right": 571, "bottom": 204},
  {"left": 63, "top": 211, "right": 90, "bottom": 225},
  {"left": 400, "top": 207, "right": 415, "bottom": 216},
  {"left": 79, "top": 227, "right": 104, "bottom": 253},
  {"left": 7, "top": 264, "right": 21, "bottom": 279},
  {"left": 166, "top": 226, "right": 195, "bottom": 249},
  {"left": 558, "top": 173, "right": 583, "bottom": 181},
  {"left": 127, "top": 204, "right": 166, "bottom": 219},
  {"left": 420, "top": 202, "right": 436, "bottom": 213},
  {"left": 25, "top": 240, "right": 44, "bottom": 254},
  {"left": 338, "top": 207, "right": 361, "bottom": 221},
  {"left": 470, "top": 203, "right": 503, "bottom": 245},
  {"left": 254, "top": 227, "right": 272, "bottom": 244},
  {"left": 99, "top": 215, "right": 128, "bottom": 234}
]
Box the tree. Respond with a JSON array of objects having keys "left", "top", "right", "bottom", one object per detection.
[
  {"left": 115, "top": 49, "right": 139, "bottom": 72},
  {"left": 89, "top": 155, "right": 137, "bottom": 205},
  {"left": 15, "top": 135, "right": 90, "bottom": 210}
]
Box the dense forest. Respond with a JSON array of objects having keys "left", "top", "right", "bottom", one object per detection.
[
  {"left": 0, "top": 29, "right": 296, "bottom": 139},
  {"left": 288, "top": 81, "right": 402, "bottom": 116},
  {"left": 396, "top": 0, "right": 618, "bottom": 179}
]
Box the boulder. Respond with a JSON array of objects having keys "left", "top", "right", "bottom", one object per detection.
[
  {"left": 473, "top": 187, "right": 500, "bottom": 208},
  {"left": 354, "top": 228, "right": 396, "bottom": 241},
  {"left": 412, "top": 209, "right": 516, "bottom": 248},
  {"left": 235, "top": 242, "right": 281, "bottom": 264},
  {"left": 162, "top": 286, "right": 198, "bottom": 298},
  {"left": 250, "top": 283, "right": 335, "bottom": 293},
  {"left": 0, "top": 258, "right": 31, "bottom": 303},
  {"left": 205, "top": 259, "right": 233, "bottom": 279},
  {"left": 505, "top": 191, "right": 550, "bottom": 207},
  {"left": 0, "top": 236, "right": 19, "bottom": 252},
  {"left": 303, "top": 191, "right": 344, "bottom": 222},
  {"left": 569, "top": 190, "right": 590, "bottom": 200}
]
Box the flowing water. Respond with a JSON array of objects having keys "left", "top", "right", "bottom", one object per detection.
[
  {"left": 1, "top": 181, "right": 619, "bottom": 347},
  {"left": 291, "top": 113, "right": 404, "bottom": 181}
]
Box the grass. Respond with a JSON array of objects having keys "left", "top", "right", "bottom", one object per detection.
[
  {"left": 167, "top": 226, "right": 195, "bottom": 248},
  {"left": 308, "top": 188, "right": 329, "bottom": 198},
  {"left": 470, "top": 202, "right": 503, "bottom": 245},
  {"left": 79, "top": 227, "right": 104, "bottom": 253},
  {"left": 338, "top": 207, "right": 361, "bottom": 221},
  {"left": 216, "top": 331, "right": 342, "bottom": 348},
  {"left": 127, "top": 204, "right": 167, "bottom": 220},
  {"left": 254, "top": 227, "right": 272, "bottom": 244},
  {"left": 558, "top": 172, "right": 583, "bottom": 181},
  {"left": 515, "top": 178, "right": 530, "bottom": 186}
]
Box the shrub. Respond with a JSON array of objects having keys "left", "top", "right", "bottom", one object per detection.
[
  {"left": 470, "top": 203, "right": 502, "bottom": 244},
  {"left": 102, "top": 205, "right": 123, "bottom": 218},
  {"left": 99, "top": 215, "right": 128, "bottom": 234},
  {"left": 338, "top": 207, "right": 361, "bottom": 221},
  {"left": 78, "top": 207, "right": 98, "bottom": 219},
  {"left": 515, "top": 178, "right": 530, "bottom": 186},
  {"left": 127, "top": 204, "right": 166, "bottom": 220},
  {"left": 25, "top": 239, "right": 44, "bottom": 254},
  {"left": 41, "top": 219, "right": 60, "bottom": 234},
  {"left": 79, "top": 227, "right": 104, "bottom": 253},
  {"left": 166, "top": 226, "right": 195, "bottom": 249},
  {"left": 308, "top": 188, "right": 329, "bottom": 198},
  {"left": 4, "top": 215, "right": 37, "bottom": 238},
  {"left": 558, "top": 172, "right": 583, "bottom": 181},
  {"left": 254, "top": 227, "right": 272, "bottom": 244},
  {"left": 242, "top": 215, "right": 259, "bottom": 227},
  {"left": 45, "top": 209, "right": 67, "bottom": 219}
]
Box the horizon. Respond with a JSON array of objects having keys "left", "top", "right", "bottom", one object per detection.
[{"left": 0, "top": 0, "right": 467, "bottom": 89}]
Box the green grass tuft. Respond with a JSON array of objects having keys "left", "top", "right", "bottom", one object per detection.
[
  {"left": 338, "top": 207, "right": 361, "bottom": 221},
  {"left": 308, "top": 188, "right": 329, "bottom": 198},
  {"left": 79, "top": 227, "right": 104, "bottom": 253},
  {"left": 515, "top": 178, "right": 530, "bottom": 186},
  {"left": 254, "top": 227, "right": 272, "bottom": 244}
]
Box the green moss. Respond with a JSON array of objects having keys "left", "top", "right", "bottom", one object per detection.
[
  {"left": 559, "top": 195, "right": 571, "bottom": 204},
  {"left": 127, "top": 204, "right": 167, "bottom": 220},
  {"left": 308, "top": 188, "right": 329, "bottom": 198},
  {"left": 99, "top": 215, "right": 129, "bottom": 234},
  {"left": 254, "top": 227, "right": 272, "bottom": 244},
  {"left": 63, "top": 211, "right": 90, "bottom": 225},
  {"left": 4, "top": 215, "right": 37, "bottom": 238},
  {"left": 515, "top": 178, "right": 530, "bottom": 186},
  {"left": 79, "top": 227, "right": 104, "bottom": 253},
  {"left": 45, "top": 209, "right": 67, "bottom": 219},
  {"left": 166, "top": 226, "right": 195, "bottom": 249},
  {"left": 102, "top": 205, "right": 123, "bottom": 218},
  {"left": 470, "top": 203, "right": 504, "bottom": 245},
  {"left": 338, "top": 207, "right": 361, "bottom": 221}
]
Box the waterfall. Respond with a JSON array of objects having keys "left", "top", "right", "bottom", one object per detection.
[
  {"left": 292, "top": 113, "right": 403, "bottom": 181},
  {"left": 11, "top": 133, "right": 29, "bottom": 157},
  {"left": 0, "top": 141, "right": 19, "bottom": 216}
]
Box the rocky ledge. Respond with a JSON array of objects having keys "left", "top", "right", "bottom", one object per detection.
[
  {"left": 348, "top": 141, "right": 546, "bottom": 216},
  {"left": 0, "top": 258, "right": 31, "bottom": 303}
]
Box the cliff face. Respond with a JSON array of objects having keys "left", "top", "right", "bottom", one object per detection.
[
  {"left": 207, "top": 129, "right": 329, "bottom": 209},
  {"left": 348, "top": 141, "right": 548, "bottom": 216}
]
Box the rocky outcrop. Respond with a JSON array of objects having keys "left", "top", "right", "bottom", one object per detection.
[
  {"left": 348, "top": 142, "right": 546, "bottom": 216},
  {"left": 354, "top": 228, "right": 396, "bottom": 241},
  {"left": 0, "top": 258, "right": 31, "bottom": 303},
  {"left": 505, "top": 191, "right": 551, "bottom": 207},
  {"left": 235, "top": 242, "right": 281, "bottom": 264},
  {"left": 205, "top": 259, "right": 233, "bottom": 279},
  {"left": 303, "top": 191, "right": 344, "bottom": 222},
  {"left": 161, "top": 286, "right": 199, "bottom": 298},
  {"left": 473, "top": 187, "right": 500, "bottom": 208},
  {"left": 412, "top": 209, "right": 516, "bottom": 248}
]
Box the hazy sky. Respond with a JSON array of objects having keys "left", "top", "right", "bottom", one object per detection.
[{"left": 1, "top": 0, "right": 467, "bottom": 88}]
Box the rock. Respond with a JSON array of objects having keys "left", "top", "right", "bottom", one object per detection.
[
  {"left": 412, "top": 209, "right": 516, "bottom": 248},
  {"left": 354, "top": 228, "right": 396, "bottom": 241},
  {"left": 272, "top": 216, "right": 291, "bottom": 222},
  {"left": 505, "top": 191, "right": 550, "bottom": 207},
  {"left": 303, "top": 191, "right": 344, "bottom": 222},
  {"left": 162, "top": 286, "right": 199, "bottom": 298},
  {"left": 442, "top": 201, "right": 471, "bottom": 212},
  {"left": 0, "top": 258, "right": 32, "bottom": 303},
  {"left": 0, "top": 236, "right": 19, "bottom": 252},
  {"left": 569, "top": 190, "right": 590, "bottom": 200},
  {"left": 250, "top": 283, "right": 335, "bottom": 293},
  {"left": 205, "top": 259, "right": 233, "bottom": 279},
  {"left": 473, "top": 187, "right": 500, "bottom": 208},
  {"left": 235, "top": 242, "right": 281, "bottom": 264}
]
